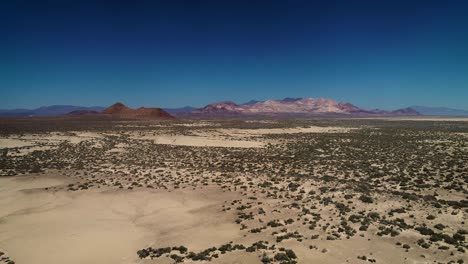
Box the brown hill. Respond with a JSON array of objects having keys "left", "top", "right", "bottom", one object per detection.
[
  {"left": 102, "top": 102, "right": 130, "bottom": 115},
  {"left": 102, "top": 102, "right": 175, "bottom": 120}
]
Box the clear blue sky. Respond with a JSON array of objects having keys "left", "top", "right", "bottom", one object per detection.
[{"left": 1, "top": 0, "right": 467, "bottom": 110}]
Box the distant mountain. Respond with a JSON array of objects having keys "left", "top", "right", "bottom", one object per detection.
[
  {"left": 0, "top": 103, "right": 176, "bottom": 119},
  {"left": 192, "top": 97, "right": 421, "bottom": 117},
  {"left": 279, "top": 97, "right": 302, "bottom": 103},
  {"left": 102, "top": 102, "right": 175, "bottom": 120},
  {"left": 193, "top": 101, "right": 242, "bottom": 115},
  {"left": 67, "top": 110, "right": 101, "bottom": 116},
  {"left": 163, "top": 106, "right": 196, "bottom": 114},
  {"left": 0, "top": 105, "right": 105, "bottom": 117},
  {"left": 11, "top": 100, "right": 467, "bottom": 118},
  {"left": 241, "top": 98, "right": 305, "bottom": 105},
  {"left": 241, "top": 100, "right": 263, "bottom": 106},
  {"left": 102, "top": 102, "right": 128, "bottom": 115},
  {"left": 0, "top": 108, "right": 31, "bottom": 116},
  {"left": 410, "top": 106, "right": 468, "bottom": 117},
  {"left": 391, "top": 107, "right": 420, "bottom": 116}
]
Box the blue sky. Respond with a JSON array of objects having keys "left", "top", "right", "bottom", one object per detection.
[{"left": 1, "top": 0, "right": 467, "bottom": 110}]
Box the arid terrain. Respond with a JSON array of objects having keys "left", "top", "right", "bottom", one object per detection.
[{"left": 0, "top": 117, "right": 466, "bottom": 264}]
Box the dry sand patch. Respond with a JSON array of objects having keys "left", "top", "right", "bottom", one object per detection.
[
  {"left": 1, "top": 132, "right": 103, "bottom": 149},
  {"left": 44, "top": 131, "right": 103, "bottom": 144},
  {"left": 136, "top": 134, "right": 264, "bottom": 148},
  {"left": 218, "top": 126, "right": 355, "bottom": 137},
  {"left": 0, "top": 176, "right": 240, "bottom": 264},
  {"left": 0, "top": 138, "right": 33, "bottom": 148}
]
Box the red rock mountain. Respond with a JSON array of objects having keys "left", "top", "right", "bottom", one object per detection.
[
  {"left": 102, "top": 102, "right": 175, "bottom": 119},
  {"left": 102, "top": 102, "right": 129, "bottom": 115}
]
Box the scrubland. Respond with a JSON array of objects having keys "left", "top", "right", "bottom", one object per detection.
[{"left": 0, "top": 117, "right": 466, "bottom": 264}]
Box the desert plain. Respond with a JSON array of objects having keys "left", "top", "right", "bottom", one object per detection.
[{"left": 0, "top": 117, "right": 466, "bottom": 264}]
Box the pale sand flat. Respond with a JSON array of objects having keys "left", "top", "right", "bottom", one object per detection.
[{"left": 0, "top": 176, "right": 241, "bottom": 264}]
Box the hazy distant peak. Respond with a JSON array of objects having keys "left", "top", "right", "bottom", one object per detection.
[
  {"left": 409, "top": 105, "right": 468, "bottom": 116},
  {"left": 280, "top": 97, "right": 302, "bottom": 103},
  {"left": 241, "top": 100, "right": 263, "bottom": 105}
]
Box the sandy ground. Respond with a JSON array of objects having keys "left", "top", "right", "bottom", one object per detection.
[
  {"left": 0, "top": 126, "right": 355, "bottom": 150},
  {"left": 139, "top": 135, "right": 264, "bottom": 148},
  {"left": 129, "top": 126, "right": 355, "bottom": 149},
  {"left": 0, "top": 139, "right": 33, "bottom": 148},
  {"left": 0, "top": 175, "right": 241, "bottom": 264},
  {"left": 0, "top": 132, "right": 103, "bottom": 148},
  {"left": 0, "top": 120, "right": 465, "bottom": 264},
  {"left": 218, "top": 126, "right": 355, "bottom": 136}
]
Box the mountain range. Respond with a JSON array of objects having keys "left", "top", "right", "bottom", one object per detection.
[
  {"left": 0, "top": 105, "right": 105, "bottom": 117},
  {"left": 1, "top": 98, "right": 467, "bottom": 118},
  {"left": 189, "top": 97, "right": 420, "bottom": 117},
  {"left": 409, "top": 106, "right": 468, "bottom": 117}
]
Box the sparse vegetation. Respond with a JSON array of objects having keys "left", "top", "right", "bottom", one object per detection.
[{"left": 0, "top": 117, "right": 466, "bottom": 263}]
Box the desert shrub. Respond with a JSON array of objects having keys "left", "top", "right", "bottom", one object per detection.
[
  {"left": 285, "top": 249, "right": 297, "bottom": 259},
  {"left": 359, "top": 195, "right": 374, "bottom": 203}
]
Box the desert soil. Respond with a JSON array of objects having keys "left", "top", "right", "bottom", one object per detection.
[{"left": 0, "top": 118, "right": 466, "bottom": 264}]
